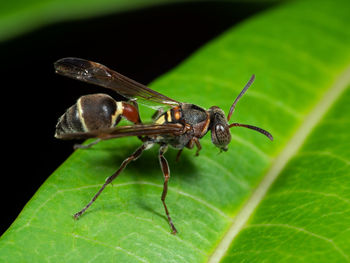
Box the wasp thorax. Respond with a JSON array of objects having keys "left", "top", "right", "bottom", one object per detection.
[
  {"left": 55, "top": 93, "right": 121, "bottom": 138},
  {"left": 208, "top": 106, "right": 231, "bottom": 151}
]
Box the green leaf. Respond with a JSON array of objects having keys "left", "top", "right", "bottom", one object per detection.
[
  {"left": 0, "top": 0, "right": 283, "bottom": 43},
  {"left": 0, "top": 0, "right": 168, "bottom": 42},
  {"left": 0, "top": 0, "right": 284, "bottom": 43},
  {"left": 1, "top": 0, "right": 350, "bottom": 262}
]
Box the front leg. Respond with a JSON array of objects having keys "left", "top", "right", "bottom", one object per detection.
[
  {"left": 158, "top": 144, "right": 178, "bottom": 234},
  {"left": 186, "top": 137, "right": 202, "bottom": 156},
  {"left": 193, "top": 137, "right": 202, "bottom": 156}
]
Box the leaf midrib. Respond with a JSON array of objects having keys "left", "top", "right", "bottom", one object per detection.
[{"left": 208, "top": 64, "right": 350, "bottom": 263}]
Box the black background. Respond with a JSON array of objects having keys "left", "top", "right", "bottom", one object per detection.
[{"left": 0, "top": 1, "right": 275, "bottom": 235}]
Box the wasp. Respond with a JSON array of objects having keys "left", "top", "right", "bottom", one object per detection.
[{"left": 54, "top": 57, "right": 273, "bottom": 234}]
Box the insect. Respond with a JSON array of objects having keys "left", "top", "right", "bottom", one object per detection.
[{"left": 54, "top": 57, "right": 273, "bottom": 234}]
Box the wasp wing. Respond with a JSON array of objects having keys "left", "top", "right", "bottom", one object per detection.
[
  {"left": 54, "top": 57, "right": 180, "bottom": 109},
  {"left": 56, "top": 123, "right": 183, "bottom": 140}
]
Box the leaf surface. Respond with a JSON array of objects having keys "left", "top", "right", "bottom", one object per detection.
[
  {"left": 0, "top": 0, "right": 166, "bottom": 42},
  {"left": 0, "top": 0, "right": 281, "bottom": 42},
  {"left": 1, "top": 0, "right": 350, "bottom": 262}
]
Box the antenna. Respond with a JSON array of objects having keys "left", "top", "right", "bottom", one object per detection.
[
  {"left": 229, "top": 123, "right": 273, "bottom": 141},
  {"left": 227, "top": 74, "right": 255, "bottom": 121}
]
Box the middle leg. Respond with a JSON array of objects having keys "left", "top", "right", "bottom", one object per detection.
[{"left": 158, "top": 144, "right": 178, "bottom": 234}]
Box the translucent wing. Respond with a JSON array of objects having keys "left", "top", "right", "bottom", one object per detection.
[
  {"left": 54, "top": 57, "right": 180, "bottom": 109},
  {"left": 56, "top": 123, "right": 183, "bottom": 140}
]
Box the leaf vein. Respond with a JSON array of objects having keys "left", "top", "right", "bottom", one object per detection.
[
  {"left": 247, "top": 223, "right": 349, "bottom": 261},
  {"left": 207, "top": 61, "right": 350, "bottom": 263}
]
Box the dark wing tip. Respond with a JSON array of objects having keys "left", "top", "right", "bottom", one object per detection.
[
  {"left": 54, "top": 57, "right": 90, "bottom": 68},
  {"left": 54, "top": 57, "right": 92, "bottom": 75}
]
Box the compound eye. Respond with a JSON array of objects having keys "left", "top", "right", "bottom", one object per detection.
[
  {"left": 216, "top": 125, "right": 225, "bottom": 133},
  {"left": 215, "top": 125, "right": 229, "bottom": 144},
  {"left": 211, "top": 124, "right": 231, "bottom": 150}
]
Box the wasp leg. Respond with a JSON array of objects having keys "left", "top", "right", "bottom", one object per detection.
[
  {"left": 73, "top": 138, "right": 101, "bottom": 150},
  {"left": 186, "top": 137, "right": 202, "bottom": 156},
  {"left": 175, "top": 149, "right": 183, "bottom": 162},
  {"left": 159, "top": 144, "right": 178, "bottom": 234},
  {"left": 73, "top": 142, "right": 151, "bottom": 219},
  {"left": 194, "top": 137, "right": 202, "bottom": 156}
]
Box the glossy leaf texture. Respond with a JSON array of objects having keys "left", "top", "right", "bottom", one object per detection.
[
  {"left": 0, "top": 0, "right": 168, "bottom": 42},
  {"left": 1, "top": 0, "right": 350, "bottom": 262},
  {"left": 0, "top": 0, "right": 282, "bottom": 43}
]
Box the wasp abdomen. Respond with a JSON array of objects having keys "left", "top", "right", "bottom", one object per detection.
[{"left": 55, "top": 93, "right": 122, "bottom": 138}]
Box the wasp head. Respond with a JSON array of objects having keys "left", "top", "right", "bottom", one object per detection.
[
  {"left": 208, "top": 106, "right": 231, "bottom": 152},
  {"left": 208, "top": 75, "right": 273, "bottom": 152}
]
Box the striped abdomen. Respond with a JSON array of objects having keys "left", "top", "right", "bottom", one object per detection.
[{"left": 55, "top": 93, "right": 139, "bottom": 138}]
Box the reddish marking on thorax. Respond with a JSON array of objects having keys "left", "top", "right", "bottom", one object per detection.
[{"left": 122, "top": 102, "right": 140, "bottom": 124}]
